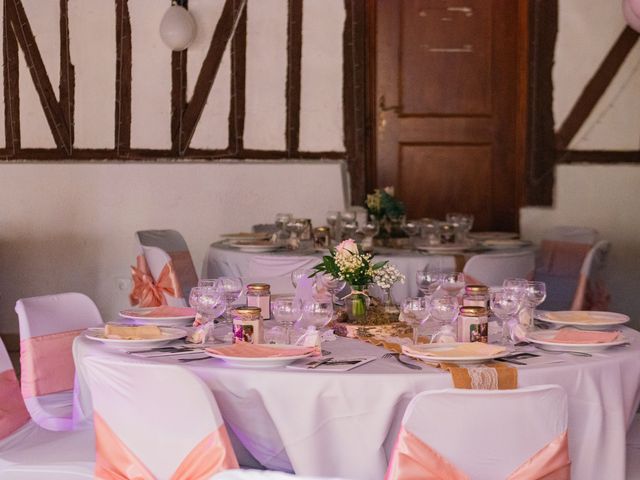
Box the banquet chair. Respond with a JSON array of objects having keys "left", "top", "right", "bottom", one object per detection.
[
  {"left": 15, "top": 292, "right": 102, "bottom": 431},
  {"left": 83, "top": 355, "right": 239, "bottom": 478},
  {"left": 0, "top": 338, "right": 94, "bottom": 479},
  {"left": 385, "top": 385, "right": 570, "bottom": 480},
  {"left": 462, "top": 250, "right": 535, "bottom": 287},
  {"left": 542, "top": 225, "right": 598, "bottom": 245},
  {"left": 132, "top": 229, "right": 199, "bottom": 307},
  {"left": 212, "top": 471, "right": 346, "bottom": 479},
  {"left": 627, "top": 414, "right": 640, "bottom": 479}
]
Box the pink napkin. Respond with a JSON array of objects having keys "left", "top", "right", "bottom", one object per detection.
[
  {"left": 206, "top": 343, "right": 316, "bottom": 358},
  {"left": 137, "top": 306, "right": 196, "bottom": 317},
  {"left": 551, "top": 328, "right": 620, "bottom": 344}
]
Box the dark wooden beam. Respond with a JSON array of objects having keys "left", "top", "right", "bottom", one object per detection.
[
  {"left": 115, "top": 0, "right": 132, "bottom": 156},
  {"left": 229, "top": 6, "right": 247, "bottom": 154},
  {"left": 59, "top": 0, "right": 74, "bottom": 151},
  {"left": 286, "top": 0, "right": 303, "bottom": 155},
  {"left": 3, "top": 5, "right": 20, "bottom": 155},
  {"left": 175, "top": 0, "right": 246, "bottom": 154},
  {"left": 170, "top": 2, "right": 188, "bottom": 155},
  {"left": 525, "top": 0, "right": 557, "bottom": 206},
  {"left": 556, "top": 26, "right": 639, "bottom": 150},
  {"left": 6, "top": 0, "right": 72, "bottom": 154},
  {"left": 343, "top": 0, "right": 368, "bottom": 204},
  {"left": 558, "top": 150, "right": 640, "bottom": 164}
]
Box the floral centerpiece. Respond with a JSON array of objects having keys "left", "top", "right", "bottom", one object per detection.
[
  {"left": 366, "top": 186, "right": 406, "bottom": 241},
  {"left": 373, "top": 263, "right": 406, "bottom": 319},
  {"left": 313, "top": 239, "right": 404, "bottom": 324}
]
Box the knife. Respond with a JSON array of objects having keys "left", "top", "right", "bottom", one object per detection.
[{"left": 307, "top": 357, "right": 334, "bottom": 369}]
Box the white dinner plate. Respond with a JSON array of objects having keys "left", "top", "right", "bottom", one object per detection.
[
  {"left": 118, "top": 307, "right": 196, "bottom": 326},
  {"left": 84, "top": 326, "right": 187, "bottom": 348},
  {"left": 469, "top": 231, "right": 520, "bottom": 241},
  {"left": 228, "top": 242, "right": 282, "bottom": 253},
  {"left": 525, "top": 329, "right": 628, "bottom": 352},
  {"left": 482, "top": 239, "right": 532, "bottom": 249},
  {"left": 220, "top": 232, "right": 271, "bottom": 242},
  {"left": 206, "top": 344, "right": 315, "bottom": 368},
  {"left": 415, "top": 243, "right": 474, "bottom": 254},
  {"left": 401, "top": 343, "right": 512, "bottom": 365},
  {"left": 536, "top": 310, "right": 630, "bottom": 330}
]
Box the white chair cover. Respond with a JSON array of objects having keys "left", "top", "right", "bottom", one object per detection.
[
  {"left": 627, "top": 414, "right": 640, "bottom": 478},
  {"left": 462, "top": 250, "right": 535, "bottom": 287},
  {"left": 0, "top": 338, "right": 95, "bottom": 479},
  {"left": 15, "top": 293, "right": 103, "bottom": 431},
  {"left": 212, "top": 470, "right": 346, "bottom": 479},
  {"left": 83, "top": 355, "right": 238, "bottom": 478},
  {"left": 394, "top": 385, "right": 568, "bottom": 480},
  {"left": 135, "top": 229, "right": 199, "bottom": 305},
  {"left": 542, "top": 225, "right": 598, "bottom": 245}
]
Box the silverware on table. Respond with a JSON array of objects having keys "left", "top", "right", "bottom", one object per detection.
[
  {"left": 178, "top": 356, "right": 212, "bottom": 363},
  {"left": 382, "top": 352, "right": 422, "bottom": 370},
  {"left": 533, "top": 346, "right": 592, "bottom": 357},
  {"left": 306, "top": 357, "right": 334, "bottom": 369}
]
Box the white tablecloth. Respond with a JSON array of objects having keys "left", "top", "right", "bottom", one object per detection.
[
  {"left": 74, "top": 327, "right": 640, "bottom": 480},
  {"left": 204, "top": 243, "right": 457, "bottom": 299}
]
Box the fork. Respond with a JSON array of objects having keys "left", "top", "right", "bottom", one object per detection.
[{"left": 382, "top": 352, "right": 422, "bottom": 370}]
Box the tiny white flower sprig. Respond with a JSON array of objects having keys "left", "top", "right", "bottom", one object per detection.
[{"left": 373, "top": 263, "right": 406, "bottom": 290}]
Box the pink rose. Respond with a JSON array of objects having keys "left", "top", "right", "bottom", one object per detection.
[{"left": 335, "top": 239, "right": 357, "bottom": 255}]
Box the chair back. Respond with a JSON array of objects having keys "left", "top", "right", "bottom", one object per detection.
[
  {"left": 386, "top": 385, "right": 569, "bottom": 480},
  {"left": 15, "top": 292, "right": 103, "bottom": 430},
  {"left": 572, "top": 240, "right": 611, "bottom": 310},
  {"left": 133, "top": 229, "right": 198, "bottom": 306},
  {"left": 463, "top": 250, "right": 535, "bottom": 287},
  {"left": 84, "top": 356, "right": 238, "bottom": 478},
  {"left": 0, "top": 338, "right": 30, "bottom": 441},
  {"left": 542, "top": 225, "right": 598, "bottom": 245}
]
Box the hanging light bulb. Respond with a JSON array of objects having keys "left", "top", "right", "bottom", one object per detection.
[{"left": 159, "top": 2, "right": 197, "bottom": 51}]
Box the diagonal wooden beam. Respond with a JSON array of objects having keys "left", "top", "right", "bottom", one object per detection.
[
  {"left": 3, "top": 3, "right": 20, "bottom": 155},
  {"left": 286, "top": 0, "right": 302, "bottom": 156},
  {"left": 175, "top": 0, "right": 246, "bottom": 154},
  {"left": 228, "top": 5, "right": 246, "bottom": 154},
  {"left": 59, "top": 0, "right": 74, "bottom": 151},
  {"left": 556, "top": 26, "right": 639, "bottom": 150},
  {"left": 115, "top": 0, "right": 132, "bottom": 155},
  {"left": 6, "top": 0, "right": 72, "bottom": 154}
]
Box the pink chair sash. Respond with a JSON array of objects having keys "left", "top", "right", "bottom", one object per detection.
[
  {"left": 539, "top": 240, "right": 590, "bottom": 278},
  {"left": 385, "top": 426, "right": 570, "bottom": 480},
  {"left": 0, "top": 369, "right": 30, "bottom": 440},
  {"left": 129, "top": 255, "right": 182, "bottom": 307},
  {"left": 94, "top": 412, "right": 239, "bottom": 479},
  {"left": 20, "top": 329, "right": 83, "bottom": 398}
]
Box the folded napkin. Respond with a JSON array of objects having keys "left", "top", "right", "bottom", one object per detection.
[
  {"left": 546, "top": 311, "right": 611, "bottom": 325},
  {"left": 402, "top": 342, "right": 506, "bottom": 358},
  {"left": 136, "top": 306, "right": 196, "bottom": 317},
  {"left": 551, "top": 328, "right": 620, "bottom": 344},
  {"left": 104, "top": 324, "right": 163, "bottom": 340},
  {"left": 206, "top": 343, "right": 317, "bottom": 358}
]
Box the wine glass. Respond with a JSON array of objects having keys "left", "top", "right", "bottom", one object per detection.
[
  {"left": 502, "top": 278, "right": 529, "bottom": 325},
  {"left": 446, "top": 213, "right": 474, "bottom": 244},
  {"left": 402, "top": 220, "right": 421, "bottom": 249},
  {"left": 291, "top": 268, "right": 314, "bottom": 289},
  {"left": 439, "top": 272, "right": 466, "bottom": 298},
  {"left": 198, "top": 279, "right": 219, "bottom": 288},
  {"left": 189, "top": 286, "right": 226, "bottom": 342},
  {"left": 217, "top": 277, "right": 243, "bottom": 324},
  {"left": 341, "top": 219, "right": 358, "bottom": 240},
  {"left": 401, "top": 297, "right": 429, "bottom": 344},
  {"left": 416, "top": 270, "right": 443, "bottom": 296},
  {"left": 419, "top": 218, "right": 440, "bottom": 246},
  {"left": 524, "top": 281, "right": 547, "bottom": 327},
  {"left": 319, "top": 274, "right": 347, "bottom": 307},
  {"left": 272, "top": 296, "right": 301, "bottom": 344},
  {"left": 299, "top": 299, "right": 334, "bottom": 331},
  {"left": 326, "top": 211, "right": 341, "bottom": 243},
  {"left": 275, "top": 213, "right": 293, "bottom": 242},
  {"left": 360, "top": 217, "right": 379, "bottom": 251},
  {"left": 490, "top": 288, "right": 520, "bottom": 345},
  {"left": 430, "top": 295, "right": 459, "bottom": 343}
]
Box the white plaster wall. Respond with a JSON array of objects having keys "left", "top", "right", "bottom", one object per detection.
[{"left": 0, "top": 163, "right": 348, "bottom": 332}]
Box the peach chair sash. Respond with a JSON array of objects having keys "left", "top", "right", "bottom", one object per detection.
[
  {"left": 94, "top": 412, "right": 238, "bottom": 479},
  {"left": 129, "top": 255, "right": 183, "bottom": 307},
  {"left": 386, "top": 426, "right": 570, "bottom": 480},
  {"left": 20, "top": 329, "right": 83, "bottom": 398},
  {"left": 0, "top": 369, "right": 30, "bottom": 440}
]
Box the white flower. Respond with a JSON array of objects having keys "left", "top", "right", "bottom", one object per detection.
[{"left": 373, "top": 263, "right": 405, "bottom": 289}]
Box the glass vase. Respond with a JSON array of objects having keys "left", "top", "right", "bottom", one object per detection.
[
  {"left": 381, "top": 287, "right": 400, "bottom": 321},
  {"left": 345, "top": 285, "right": 370, "bottom": 324}
]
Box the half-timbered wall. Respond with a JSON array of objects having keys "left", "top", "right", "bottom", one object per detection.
[
  {"left": 521, "top": 0, "right": 640, "bottom": 326},
  {"left": 0, "top": 0, "right": 356, "bottom": 332}
]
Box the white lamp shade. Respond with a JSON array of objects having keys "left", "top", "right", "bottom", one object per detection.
[{"left": 159, "top": 5, "right": 197, "bottom": 51}]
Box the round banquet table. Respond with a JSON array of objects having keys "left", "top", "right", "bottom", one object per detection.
[
  {"left": 204, "top": 242, "right": 458, "bottom": 298},
  {"left": 73, "top": 327, "right": 640, "bottom": 480}
]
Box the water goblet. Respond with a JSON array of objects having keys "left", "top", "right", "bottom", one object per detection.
[
  {"left": 326, "top": 211, "right": 341, "bottom": 243},
  {"left": 430, "top": 295, "right": 459, "bottom": 343},
  {"left": 524, "top": 281, "right": 547, "bottom": 326},
  {"left": 402, "top": 220, "right": 421, "bottom": 249},
  {"left": 502, "top": 278, "right": 529, "bottom": 324},
  {"left": 416, "top": 270, "right": 443, "bottom": 296},
  {"left": 439, "top": 272, "right": 466, "bottom": 298},
  {"left": 419, "top": 218, "right": 441, "bottom": 246},
  {"left": 299, "top": 299, "right": 334, "bottom": 331},
  {"left": 189, "top": 286, "right": 226, "bottom": 342},
  {"left": 275, "top": 213, "right": 293, "bottom": 242},
  {"left": 401, "top": 297, "right": 429, "bottom": 344},
  {"left": 198, "top": 279, "right": 219, "bottom": 288},
  {"left": 217, "top": 277, "right": 243, "bottom": 324},
  {"left": 489, "top": 288, "right": 520, "bottom": 345},
  {"left": 319, "top": 274, "right": 347, "bottom": 307},
  {"left": 360, "top": 217, "right": 379, "bottom": 251},
  {"left": 341, "top": 220, "right": 358, "bottom": 240},
  {"left": 291, "top": 268, "right": 314, "bottom": 289},
  {"left": 272, "top": 296, "right": 302, "bottom": 344}
]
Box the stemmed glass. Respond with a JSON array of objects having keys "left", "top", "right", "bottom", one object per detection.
[
  {"left": 490, "top": 288, "right": 521, "bottom": 345},
  {"left": 275, "top": 213, "right": 293, "bottom": 243},
  {"left": 446, "top": 213, "right": 474, "bottom": 244},
  {"left": 439, "top": 272, "right": 466, "bottom": 298},
  {"left": 401, "top": 297, "right": 429, "bottom": 344},
  {"left": 402, "top": 220, "right": 421, "bottom": 249},
  {"left": 502, "top": 278, "right": 529, "bottom": 327},
  {"left": 524, "top": 281, "right": 547, "bottom": 327},
  {"left": 291, "top": 268, "right": 314, "bottom": 289},
  {"left": 326, "top": 211, "right": 341, "bottom": 244},
  {"left": 299, "top": 299, "right": 334, "bottom": 331},
  {"left": 430, "top": 295, "right": 459, "bottom": 343},
  {"left": 319, "top": 274, "right": 347, "bottom": 307},
  {"left": 360, "top": 217, "right": 379, "bottom": 251},
  {"left": 416, "top": 270, "right": 442, "bottom": 296},
  {"left": 272, "top": 296, "right": 301, "bottom": 344},
  {"left": 419, "top": 218, "right": 440, "bottom": 246},
  {"left": 188, "top": 286, "right": 226, "bottom": 342},
  {"left": 217, "top": 277, "right": 243, "bottom": 324}
]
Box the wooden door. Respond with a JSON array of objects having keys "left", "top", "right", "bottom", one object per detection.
[{"left": 374, "top": 0, "right": 528, "bottom": 231}]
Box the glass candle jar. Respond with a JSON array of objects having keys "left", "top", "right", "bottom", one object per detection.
[
  {"left": 457, "top": 306, "right": 488, "bottom": 343},
  {"left": 246, "top": 283, "right": 271, "bottom": 320},
  {"left": 232, "top": 306, "right": 264, "bottom": 344},
  {"left": 462, "top": 285, "right": 489, "bottom": 309}
]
